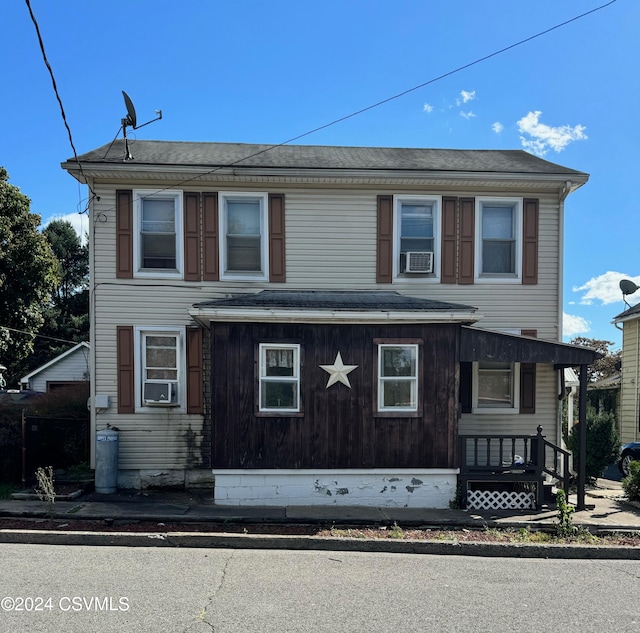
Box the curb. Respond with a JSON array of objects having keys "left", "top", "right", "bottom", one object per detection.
[{"left": 1, "top": 529, "right": 640, "bottom": 559}]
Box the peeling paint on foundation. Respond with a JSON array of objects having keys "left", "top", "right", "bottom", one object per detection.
[
  {"left": 336, "top": 488, "right": 349, "bottom": 495},
  {"left": 406, "top": 486, "right": 415, "bottom": 493},
  {"left": 380, "top": 486, "right": 387, "bottom": 493},
  {"left": 411, "top": 478, "right": 423, "bottom": 486},
  {"left": 388, "top": 477, "right": 401, "bottom": 482}
]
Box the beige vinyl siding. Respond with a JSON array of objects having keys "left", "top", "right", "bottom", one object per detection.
[
  {"left": 619, "top": 319, "right": 640, "bottom": 443},
  {"left": 90, "top": 182, "right": 564, "bottom": 470}
]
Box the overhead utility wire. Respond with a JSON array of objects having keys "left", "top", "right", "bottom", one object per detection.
[
  {"left": 0, "top": 325, "right": 85, "bottom": 346},
  {"left": 24, "top": 0, "right": 97, "bottom": 205},
  {"left": 126, "top": 0, "right": 618, "bottom": 200}
]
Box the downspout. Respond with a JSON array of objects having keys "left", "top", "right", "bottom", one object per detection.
[
  {"left": 557, "top": 181, "right": 571, "bottom": 342},
  {"left": 88, "top": 177, "right": 97, "bottom": 470}
]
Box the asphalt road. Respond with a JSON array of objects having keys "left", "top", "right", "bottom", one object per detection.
[{"left": 1, "top": 544, "right": 638, "bottom": 633}]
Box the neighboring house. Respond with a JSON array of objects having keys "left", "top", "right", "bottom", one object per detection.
[
  {"left": 613, "top": 303, "right": 640, "bottom": 444},
  {"left": 20, "top": 342, "right": 90, "bottom": 393},
  {"left": 62, "top": 141, "right": 597, "bottom": 509}
]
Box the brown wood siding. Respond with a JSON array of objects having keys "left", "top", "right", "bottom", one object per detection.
[
  {"left": 376, "top": 195, "right": 393, "bottom": 283},
  {"left": 202, "top": 192, "right": 219, "bottom": 281},
  {"left": 115, "top": 190, "right": 133, "bottom": 278},
  {"left": 268, "top": 193, "right": 286, "bottom": 282},
  {"left": 210, "top": 322, "right": 459, "bottom": 470},
  {"left": 186, "top": 327, "right": 204, "bottom": 414},
  {"left": 520, "top": 363, "right": 536, "bottom": 414},
  {"left": 441, "top": 196, "right": 457, "bottom": 284},
  {"left": 458, "top": 197, "right": 475, "bottom": 284},
  {"left": 116, "top": 326, "right": 135, "bottom": 414},
  {"left": 183, "top": 192, "right": 201, "bottom": 281},
  {"left": 522, "top": 198, "right": 539, "bottom": 285}
]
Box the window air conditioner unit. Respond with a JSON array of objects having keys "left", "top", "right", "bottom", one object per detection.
[
  {"left": 404, "top": 251, "right": 434, "bottom": 273},
  {"left": 143, "top": 381, "right": 176, "bottom": 406}
]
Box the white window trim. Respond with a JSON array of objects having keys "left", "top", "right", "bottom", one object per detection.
[
  {"left": 472, "top": 361, "right": 520, "bottom": 415},
  {"left": 377, "top": 344, "right": 419, "bottom": 413},
  {"left": 134, "top": 326, "right": 185, "bottom": 413},
  {"left": 258, "top": 343, "right": 301, "bottom": 413},
  {"left": 392, "top": 195, "right": 441, "bottom": 283},
  {"left": 474, "top": 197, "right": 522, "bottom": 283},
  {"left": 219, "top": 191, "right": 269, "bottom": 281},
  {"left": 133, "top": 189, "right": 183, "bottom": 279}
]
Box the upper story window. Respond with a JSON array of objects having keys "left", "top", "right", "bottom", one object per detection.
[
  {"left": 394, "top": 196, "right": 440, "bottom": 280},
  {"left": 377, "top": 344, "right": 419, "bottom": 412},
  {"left": 133, "top": 190, "right": 183, "bottom": 278},
  {"left": 258, "top": 344, "right": 300, "bottom": 413},
  {"left": 476, "top": 198, "right": 522, "bottom": 281},
  {"left": 220, "top": 192, "right": 268, "bottom": 281},
  {"left": 473, "top": 361, "right": 520, "bottom": 414},
  {"left": 135, "top": 327, "right": 184, "bottom": 411}
]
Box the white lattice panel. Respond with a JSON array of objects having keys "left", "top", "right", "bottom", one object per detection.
[{"left": 467, "top": 489, "right": 536, "bottom": 510}]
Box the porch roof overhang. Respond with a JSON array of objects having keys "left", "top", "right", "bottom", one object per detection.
[
  {"left": 460, "top": 326, "right": 600, "bottom": 366},
  {"left": 190, "top": 290, "right": 481, "bottom": 325}
]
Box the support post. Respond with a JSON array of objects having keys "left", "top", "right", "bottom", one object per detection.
[{"left": 577, "top": 364, "right": 588, "bottom": 511}]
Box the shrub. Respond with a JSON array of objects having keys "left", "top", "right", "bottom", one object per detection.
[
  {"left": 622, "top": 460, "right": 640, "bottom": 502},
  {"left": 566, "top": 407, "right": 619, "bottom": 483}
]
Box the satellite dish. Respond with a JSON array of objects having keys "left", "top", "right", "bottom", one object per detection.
[
  {"left": 620, "top": 279, "right": 639, "bottom": 295},
  {"left": 119, "top": 91, "right": 163, "bottom": 160},
  {"left": 122, "top": 91, "right": 137, "bottom": 129}
]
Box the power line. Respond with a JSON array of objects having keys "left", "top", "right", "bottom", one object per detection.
[
  {"left": 24, "top": 0, "right": 98, "bottom": 203},
  {"left": 106, "top": 0, "right": 617, "bottom": 203},
  {"left": 0, "top": 325, "right": 85, "bottom": 346}
]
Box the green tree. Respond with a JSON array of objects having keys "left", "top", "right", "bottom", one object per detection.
[
  {"left": 569, "top": 337, "right": 621, "bottom": 383},
  {"left": 0, "top": 168, "right": 58, "bottom": 386},
  {"left": 566, "top": 407, "right": 619, "bottom": 483}
]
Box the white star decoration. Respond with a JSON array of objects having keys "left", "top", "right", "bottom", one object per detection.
[{"left": 319, "top": 352, "right": 358, "bottom": 389}]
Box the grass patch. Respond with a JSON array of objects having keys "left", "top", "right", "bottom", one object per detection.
[{"left": 0, "top": 483, "right": 20, "bottom": 499}]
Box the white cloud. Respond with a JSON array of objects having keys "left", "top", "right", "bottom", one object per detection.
[
  {"left": 563, "top": 312, "right": 590, "bottom": 337},
  {"left": 573, "top": 271, "right": 640, "bottom": 306},
  {"left": 517, "top": 111, "right": 587, "bottom": 156},
  {"left": 460, "top": 111, "right": 476, "bottom": 120},
  {"left": 492, "top": 121, "right": 504, "bottom": 134},
  {"left": 423, "top": 103, "right": 433, "bottom": 113},
  {"left": 44, "top": 212, "right": 89, "bottom": 245},
  {"left": 456, "top": 90, "right": 476, "bottom": 105}
]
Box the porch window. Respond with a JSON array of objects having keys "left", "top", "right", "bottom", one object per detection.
[
  {"left": 377, "top": 344, "right": 418, "bottom": 412},
  {"left": 259, "top": 344, "right": 300, "bottom": 412},
  {"left": 473, "top": 361, "right": 520, "bottom": 413}
]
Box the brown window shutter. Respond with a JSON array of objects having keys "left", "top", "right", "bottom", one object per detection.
[
  {"left": 116, "top": 190, "right": 133, "bottom": 278},
  {"left": 458, "top": 197, "right": 475, "bottom": 284},
  {"left": 268, "top": 193, "right": 286, "bottom": 283},
  {"left": 520, "top": 363, "right": 536, "bottom": 414},
  {"left": 202, "top": 192, "right": 219, "bottom": 281},
  {"left": 186, "top": 327, "right": 204, "bottom": 414},
  {"left": 522, "top": 198, "right": 539, "bottom": 285},
  {"left": 459, "top": 362, "right": 472, "bottom": 414},
  {"left": 183, "top": 193, "right": 201, "bottom": 281},
  {"left": 441, "top": 196, "right": 457, "bottom": 284},
  {"left": 376, "top": 195, "right": 393, "bottom": 283},
  {"left": 117, "top": 326, "right": 135, "bottom": 414}
]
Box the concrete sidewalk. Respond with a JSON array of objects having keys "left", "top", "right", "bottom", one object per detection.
[{"left": 1, "top": 478, "right": 639, "bottom": 532}]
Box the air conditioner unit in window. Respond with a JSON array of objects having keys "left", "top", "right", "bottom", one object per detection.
[
  {"left": 143, "top": 381, "right": 177, "bottom": 406},
  {"left": 404, "top": 251, "right": 434, "bottom": 273}
]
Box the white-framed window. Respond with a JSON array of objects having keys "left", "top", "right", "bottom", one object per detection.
[
  {"left": 394, "top": 195, "right": 440, "bottom": 280},
  {"left": 133, "top": 190, "right": 183, "bottom": 278},
  {"left": 135, "top": 327, "right": 184, "bottom": 411},
  {"left": 377, "top": 344, "right": 419, "bottom": 412},
  {"left": 475, "top": 198, "right": 522, "bottom": 281},
  {"left": 472, "top": 361, "right": 520, "bottom": 414},
  {"left": 220, "top": 192, "right": 268, "bottom": 281},
  {"left": 258, "top": 344, "right": 300, "bottom": 413}
]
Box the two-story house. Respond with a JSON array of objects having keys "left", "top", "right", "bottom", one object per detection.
[{"left": 62, "top": 141, "right": 597, "bottom": 509}]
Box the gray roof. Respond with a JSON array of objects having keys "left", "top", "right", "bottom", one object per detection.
[
  {"left": 614, "top": 302, "right": 640, "bottom": 321},
  {"left": 194, "top": 290, "right": 476, "bottom": 313},
  {"left": 67, "top": 140, "right": 586, "bottom": 176}
]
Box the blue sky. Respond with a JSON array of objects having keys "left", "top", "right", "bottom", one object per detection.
[{"left": 2, "top": 0, "right": 637, "bottom": 349}]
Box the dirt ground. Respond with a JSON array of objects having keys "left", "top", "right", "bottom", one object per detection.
[{"left": 1, "top": 517, "right": 639, "bottom": 547}]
